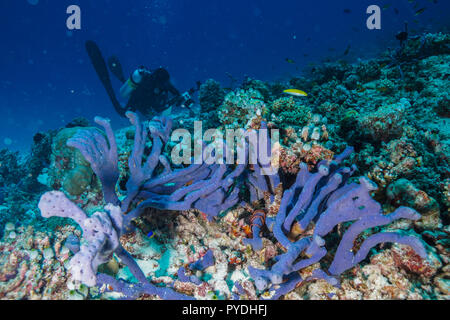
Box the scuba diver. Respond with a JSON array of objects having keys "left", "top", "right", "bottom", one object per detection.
[{"left": 85, "top": 40, "right": 199, "bottom": 118}]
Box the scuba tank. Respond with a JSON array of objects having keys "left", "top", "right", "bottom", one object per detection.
[{"left": 120, "top": 66, "right": 150, "bottom": 100}]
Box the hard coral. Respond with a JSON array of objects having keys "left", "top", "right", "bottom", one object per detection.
[
  {"left": 387, "top": 178, "right": 441, "bottom": 229},
  {"left": 269, "top": 97, "right": 312, "bottom": 127},
  {"left": 47, "top": 127, "right": 95, "bottom": 196},
  {"left": 218, "top": 88, "right": 267, "bottom": 129},
  {"left": 359, "top": 99, "right": 410, "bottom": 141}
]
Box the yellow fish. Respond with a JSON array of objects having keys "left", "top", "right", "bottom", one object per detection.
[{"left": 283, "top": 89, "right": 308, "bottom": 97}]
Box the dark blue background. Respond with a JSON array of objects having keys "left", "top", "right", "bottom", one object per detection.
[{"left": 0, "top": 0, "right": 448, "bottom": 152}]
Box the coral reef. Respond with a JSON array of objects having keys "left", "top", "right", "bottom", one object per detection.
[
  {"left": 269, "top": 96, "right": 312, "bottom": 127},
  {"left": 218, "top": 88, "right": 267, "bottom": 129},
  {"left": 0, "top": 223, "right": 76, "bottom": 299},
  {"left": 1, "top": 31, "right": 449, "bottom": 301},
  {"left": 45, "top": 127, "right": 95, "bottom": 196},
  {"left": 199, "top": 79, "right": 226, "bottom": 128},
  {"left": 359, "top": 99, "right": 409, "bottom": 142}
]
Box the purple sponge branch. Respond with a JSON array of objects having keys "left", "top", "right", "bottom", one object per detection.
[
  {"left": 246, "top": 123, "right": 281, "bottom": 203},
  {"left": 40, "top": 112, "right": 247, "bottom": 299},
  {"left": 96, "top": 273, "right": 195, "bottom": 300},
  {"left": 177, "top": 267, "right": 203, "bottom": 285},
  {"left": 39, "top": 191, "right": 121, "bottom": 286},
  {"left": 282, "top": 164, "right": 331, "bottom": 232},
  {"left": 189, "top": 250, "right": 215, "bottom": 271},
  {"left": 38, "top": 191, "right": 193, "bottom": 299},
  {"left": 120, "top": 112, "right": 171, "bottom": 212},
  {"left": 67, "top": 112, "right": 241, "bottom": 233},
  {"left": 264, "top": 273, "right": 303, "bottom": 300},
  {"left": 314, "top": 177, "right": 382, "bottom": 237},
  {"left": 175, "top": 250, "right": 216, "bottom": 286},
  {"left": 67, "top": 117, "right": 120, "bottom": 205},
  {"left": 327, "top": 206, "right": 424, "bottom": 275},
  {"left": 123, "top": 114, "right": 171, "bottom": 202},
  {"left": 125, "top": 137, "right": 245, "bottom": 223},
  {"left": 246, "top": 147, "right": 427, "bottom": 299}
]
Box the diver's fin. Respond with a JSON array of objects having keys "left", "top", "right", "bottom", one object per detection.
[
  {"left": 107, "top": 56, "right": 126, "bottom": 83},
  {"left": 85, "top": 41, "right": 126, "bottom": 117}
]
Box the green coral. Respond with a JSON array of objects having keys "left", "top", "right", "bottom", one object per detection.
[
  {"left": 269, "top": 96, "right": 312, "bottom": 127},
  {"left": 242, "top": 78, "right": 271, "bottom": 102},
  {"left": 62, "top": 164, "right": 92, "bottom": 196},
  {"left": 49, "top": 127, "right": 95, "bottom": 196},
  {"left": 359, "top": 99, "right": 409, "bottom": 141},
  {"left": 199, "top": 79, "right": 226, "bottom": 111},
  {"left": 218, "top": 88, "right": 267, "bottom": 129},
  {"left": 199, "top": 79, "right": 226, "bottom": 128}
]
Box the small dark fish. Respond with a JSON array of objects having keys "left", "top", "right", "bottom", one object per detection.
[
  {"left": 396, "top": 22, "right": 409, "bottom": 46},
  {"left": 251, "top": 96, "right": 265, "bottom": 101},
  {"left": 343, "top": 44, "right": 351, "bottom": 56},
  {"left": 396, "top": 31, "right": 408, "bottom": 42},
  {"left": 394, "top": 8, "right": 399, "bottom": 15},
  {"left": 383, "top": 4, "right": 391, "bottom": 10},
  {"left": 328, "top": 47, "right": 336, "bottom": 52},
  {"left": 343, "top": 8, "right": 351, "bottom": 14},
  {"left": 0, "top": 187, "right": 5, "bottom": 204},
  {"left": 357, "top": 87, "right": 366, "bottom": 93},
  {"left": 285, "top": 58, "right": 295, "bottom": 64},
  {"left": 415, "top": 7, "right": 426, "bottom": 15}
]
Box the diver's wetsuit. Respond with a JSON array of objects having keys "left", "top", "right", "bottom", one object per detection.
[{"left": 125, "top": 69, "right": 181, "bottom": 116}]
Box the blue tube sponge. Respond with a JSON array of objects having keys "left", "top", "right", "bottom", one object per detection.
[
  {"left": 247, "top": 147, "right": 427, "bottom": 297},
  {"left": 189, "top": 250, "right": 215, "bottom": 271},
  {"left": 66, "top": 112, "right": 241, "bottom": 234}
]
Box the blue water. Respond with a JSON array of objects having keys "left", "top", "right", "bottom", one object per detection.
[{"left": 0, "top": 0, "right": 449, "bottom": 152}]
